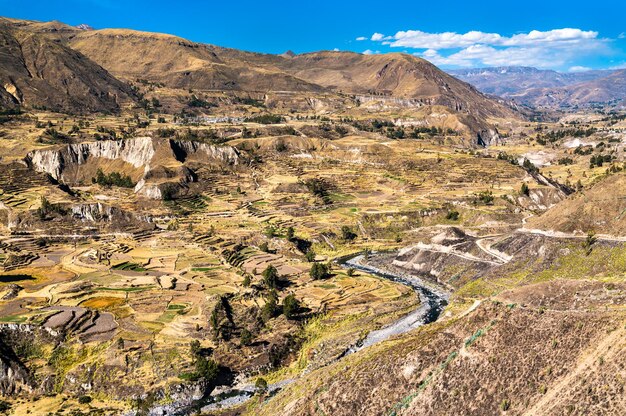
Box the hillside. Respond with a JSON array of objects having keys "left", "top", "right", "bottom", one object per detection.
[
  {"left": 278, "top": 52, "right": 517, "bottom": 121},
  {"left": 0, "top": 24, "right": 135, "bottom": 113},
  {"left": 528, "top": 173, "right": 626, "bottom": 235},
  {"left": 66, "top": 29, "right": 324, "bottom": 93}
]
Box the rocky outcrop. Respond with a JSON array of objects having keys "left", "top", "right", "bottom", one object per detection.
[
  {"left": 70, "top": 203, "right": 117, "bottom": 222},
  {"left": 25, "top": 137, "right": 242, "bottom": 199},
  {"left": 169, "top": 139, "right": 240, "bottom": 165},
  {"left": 0, "top": 335, "right": 33, "bottom": 395},
  {"left": 25, "top": 137, "right": 156, "bottom": 180}
]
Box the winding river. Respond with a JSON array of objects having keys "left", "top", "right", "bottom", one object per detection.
[{"left": 149, "top": 252, "right": 449, "bottom": 415}]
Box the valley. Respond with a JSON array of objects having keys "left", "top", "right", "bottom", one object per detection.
[{"left": 0, "top": 15, "right": 624, "bottom": 416}]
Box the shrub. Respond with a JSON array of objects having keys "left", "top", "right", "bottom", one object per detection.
[
  {"left": 500, "top": 399, "right": 510, "bottom": 411},
  {"left": 78, "top": 395, "right": 92, "bottom": 405},
  {"left": 446, "top": 210, "right": 460, "bottom": 221}
]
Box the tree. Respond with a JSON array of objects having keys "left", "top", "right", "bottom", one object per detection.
[
  {"left": 255, "top": 377, "right": 268, "bottom": 394},
  {"left": 346, "top": 268, "right": 356, "bottom": 277},
  {"left": 286, "top": 226, "right": 295, "bottom": 241},
  {"left": 262, "top": 265, "right": 279, "bottom": 289},
  {"left": 259, "top": 242, "right": 270, "bottom": 253},
  {"left": 520, "top": 183, "right": 530, "bottom": 196},
  {"left": 242, "top": 274, "right": 251, "bottom": 287},
  {"left": 305, "top": 250, "right": 316, "bottom": 262},
  {"left": 475, "top": 190, "right": 494, "bottom": 205},
  {"left": 190, "top": 340, "right": 201, "bottom": 357},
  {"left": 310, "top": 262, "right": 330, "bottom": 280},
  {"left": 240, "top": 328, "right": 253, "bottom": 346},
  {"left": 282, "top": 294, "right": 300, "bottom": 319},
  {"left": 265, "top": 226, "right": 277, "bottom": 238},
  {"left": 195, "top": 357, "right": 219, "bottom": 382},
  {"left": 341, "top": 225, "right": 357, "bottom": 241},
  {"left": 446, "top": 210, "right": 460, "bottom": 221},
  {"left": 261, "top": 290, "right": 279, "bottom": 322},
  {"left": 582, "top": 232, "right": 597, "bottom": 256}
]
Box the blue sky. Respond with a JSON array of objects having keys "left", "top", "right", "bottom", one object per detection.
[{"left": 2, "top": 0, "right": 626, "bottom": 71}]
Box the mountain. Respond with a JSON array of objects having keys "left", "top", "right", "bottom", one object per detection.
[
  {"left": 449, "top": 66, "right": 614, "bottom": 97},
  {"left": 0, "top": 17, "right": 520, "bottom": 141},
  {"left": 64, "top": 30, "right": 516, "bottom": 119},
  {"left": 0, "top": 22, "right": 136, "bottom": 113},
  {"left": 517, "top": 69, "right": 626, "bottom": 108},
  {"left": 450, "top": 66, "right": 626, "bottom": 109},
  {"left": 278, "top": 52, "right": 517, "bottom": 120},
  {"left": 65, "top": 29, "right": 324, "bottom": 92}
]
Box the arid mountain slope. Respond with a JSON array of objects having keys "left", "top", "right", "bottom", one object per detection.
[
  {"left": 259, "top": 295, "right": 625, "bottom": 416},
  {"left": 528, "top": 173, "right": 626, "bottom": 235},
  {"left": 280, "top": 52, "right": 517, "bottom": 119},
  {"left": 66, "top": 29, "right": 324, "bottom": 93},
  {"left": 62, "top": 26, "right": 516, "bottom": 121},
  {"left": 0, "top": 24, "right": 135, "bottom": 113}
]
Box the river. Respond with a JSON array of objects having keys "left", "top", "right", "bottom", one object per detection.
[{"left": 144, "top": 251, "right": 449, "bottom": 415}]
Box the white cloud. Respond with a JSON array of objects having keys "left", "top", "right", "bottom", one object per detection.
[
  {"left": 382, "top": 28, "right": 599, "bottom": 49},
  {"left": 333, "top": 48, "right": 340, "bottom": 51},
  {"left": 619, "top": 32, "right": 626, "bottom": 39},
  {"left": 356, "top": 36, "right": 367, "bottom": 41},
  {"left": 569, "top": 66, "right": 592, "bottom": 72},
  {"left": 362, "top": 49, "right": 380, "bottom": 55},
  {"left": 371, "top": 33, "right": 386, "bottom": 41},
  {"left": 369, "top": 27, "right": 610, "bottom": 69}
]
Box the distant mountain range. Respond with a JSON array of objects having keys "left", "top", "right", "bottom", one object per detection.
[{"left": 450, "top": 66, "right": 626, "bottom": 109}]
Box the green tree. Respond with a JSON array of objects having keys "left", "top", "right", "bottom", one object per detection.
[
  {"left": 286, "top": 226, "right": 295, "bottom": 240},
  {"left": 255, "top": 377, "right": 268, "bottom": 394},
  {"left": 341, "top": 226, "right": 357, "bottom": 241},
  {"left": 310, "top": 262, "right": 330, "bottom": 280},
  {"left": 262, "top": 265, "right": 279, "bottom": 289},
  {"left": 240, "top": 328, "right": 253, "bottom": 346},
  {"left": 242, "top": 274, "right": 251, "bottom": 287},
  {"left": 520, "top": 183, "right": 530, "bottom": 196},
  {"left": 190, "top": 340, "right": 201, "bottom": 358},
  {"left": 282, "top": 294, "right": 300, "bottom": 319},
  {"left": 261, "top": 290, "right": 279, "bottom": 322},
  {"left": 446, "top": 210, "right": 460, "bottom": 221},
  {"left": 582, "top": 232, "right": 597, "bottom": 256}
]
